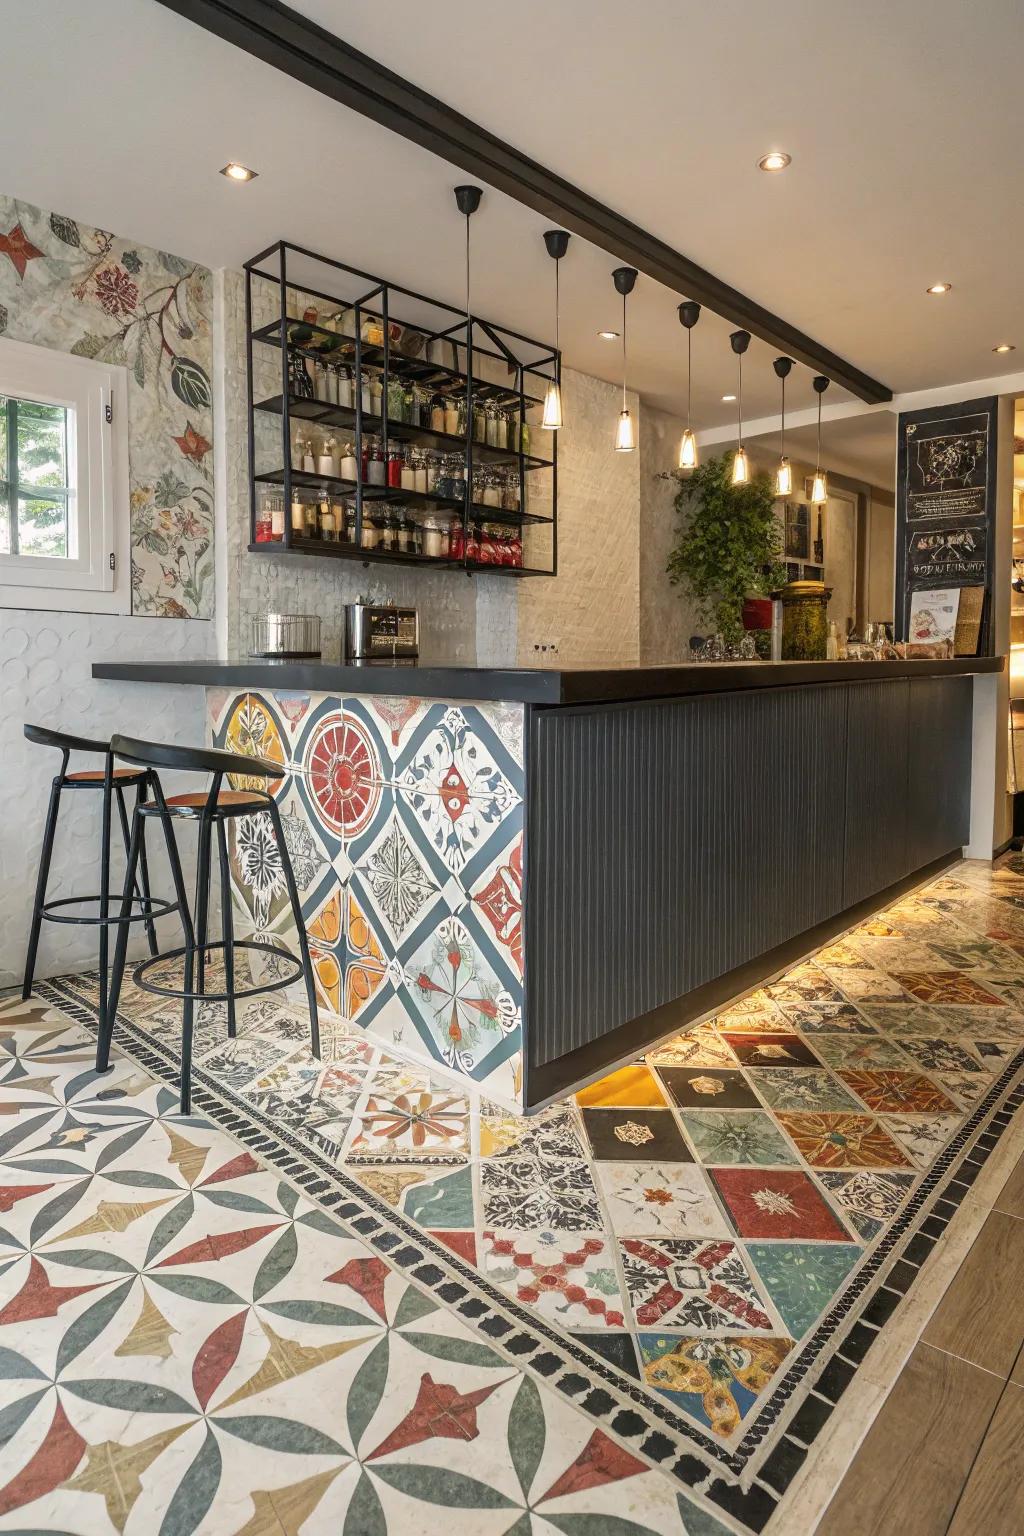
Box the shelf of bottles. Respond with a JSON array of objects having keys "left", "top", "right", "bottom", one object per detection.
[{"left": 245, "top": 241, "right": 559, "bottom": 575}]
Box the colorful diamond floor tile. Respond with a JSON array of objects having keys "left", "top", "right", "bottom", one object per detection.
[
  {"left": 710, "top": 1168, "right": 854, "bottom": 1241},
  {"left": 719, "top": 1033, "right": 823, "bottom": 1067},
  {"left": 480, "top": 1229, "right": 627, "bottom": 1328},
  {"left": 580, "top": 1107, "right": 692, "bottom": 1160},
  {"left": 891, "top": 970, "right": 1007, "bottom": 1005},
  {"left": 619, "top": 1237, "right": 775, "bottom": 1330},
  {"left": 656, "top": 1067, "right": 763, "bottom": 1110},
  {"left": 838, "top": 1069, "right": 959, "bottom": 1115},
  {"left": 679, "top": 1108, "right": 799, "bottom": 1166},
  {"left": 817, "top": 1170, "right": 916, "bottom": 1241},
  {"left": 637, "top": 1334, "right": 795, "bottom": 1434},
  {"left": 574, "top": 1062, "right": 668, "bottom": 1107},
  {"left": 744, "top": 1242, "right": 861, "bottom": 1335},
  {"left": 774, "top": 1111, "right": 913, "bottom": 1169},
  {"left": 596, "top": 1162, "right": 734, "bottom": 1239},
  {"left": 748, "top": 1066, "right": 863, "bottom": 1113}
]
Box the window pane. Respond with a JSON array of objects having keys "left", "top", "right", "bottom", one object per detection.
[
  {"left": 18, "top": 495, "right": 67, "bottom": 557},
  {"left": 16, "top": 399, "right": 69, "bottom": 492},
  {"left": 0, "top": 488, "right": 9, "bottom": 555},
  {"left": 0, "top": 397, "right": 7, "bottom": 482}
]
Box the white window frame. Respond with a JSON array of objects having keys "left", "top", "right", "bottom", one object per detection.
[{"left": 0, "top": 335, "right": 130, "bottom": 615}]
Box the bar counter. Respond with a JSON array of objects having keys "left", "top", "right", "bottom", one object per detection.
[{"left": 94, "top": 655, "right": 1003, "bottom": 1110}]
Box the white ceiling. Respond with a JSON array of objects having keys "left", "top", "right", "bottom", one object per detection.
[{"left": 2, "top": 0, "right": 1022, "bottom": 454}]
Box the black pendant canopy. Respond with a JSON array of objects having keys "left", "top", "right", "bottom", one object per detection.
[
  {"left": 730, "top": 329, "right": 752, "bottom": 356},
  {"left": 612, "top": 266, "right": 638, "bottom": 296},
  {"left": 454, "top": 184, "right": 483, "bottom": 217},
  {"left": 543, "top": 229, "right": 570, "bottom": 261},
  {"left": 679, "top": 301, "right": 701, "bottom": 329},
  {"left": 773, "top": 356, "right": 794, "bottom": 380}
]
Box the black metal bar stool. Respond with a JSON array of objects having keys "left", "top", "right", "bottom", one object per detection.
[
  {"left": 22, "top": 725, "right": 172, "bottom": 1037},
  {"left": 96, "top": 734, "right": 320, "bottom": 1113}
]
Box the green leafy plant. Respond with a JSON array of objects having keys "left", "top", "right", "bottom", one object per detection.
[{"left": 666, "top": 453, "right": 786, "bottom": 644}]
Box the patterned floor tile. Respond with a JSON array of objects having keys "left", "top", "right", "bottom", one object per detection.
[
  {"left": 574, "top": 1063, "right": 668, "bottom": 1108},
  {"left": 744, "top": 1242, "right": 861, "bottom": 1335},
  {"left": 480, "top": 1154, "right": 602, "bottom": 1230},
  {"left": 679, "top": 1109, "right": 799, "bottom": 1166},
  {"left": 895, "top": 1037, "right": 985, "bottom": 1074},
  {"left": 479, "top": 1104, "right": 585, "bottom": 1162},
  {"left": 656, "top": 1068, "right": 762, "bottom": 1111},
  {"left": 819, "top": 967, "right": 909, "bottom": 1003},
  {"left": 580, "top": 1107, "right": 692, "bottom": 1161},
  {"left": 720, "top": 1034, "right": 823, "bottom": 1068},
  {"left": 710, "top": 990, "right": 791, "bottom": 1033},
  {"left": 649, "top": 1025, "right": 738, "bottom": 1066},
  {"left": 637, "top": 1334, "right": 795, "bottom": 1434},
  {"left": 785, "top": 1003, "right": 878, "bottom": 1035},
  {"left": 596, "top": 1162, "right": 733, "bottom": 1238},
  {"left": 766, "top": 967, "right": 848, "bottom": 1006},
  {"left": 838, "top": 1070, "right": 958, "bottom": 1115},
  {"left": 880, "top": 1113, "right": 962, "bottom": 1167},
  {"left": 619, "top": 1237, "right": 775, "bottom": 1330},
  {"left": 817, "top": 1169, "right": 916, "bottom": 1241},
  {"left": 346, "top": 1086, "right": 469, "bottom": 1160},
  {"left": 748, "top": 1067, "right": 863, "bottom": 1113},
  {"left": 810, "top": 1034, "right": 915, "bottom": 1071},
  {"left": 710, "top": 1168, "right": 853, "bottom": 1242},
  {"left": 891, "top": 970, "right": 1007, "bottom": 1005},
  {"left": 479, "top": 1230, "right": 627, "bottom": 1328},
  {"left": 774, "top": 1112, "right": 914, "bottom": 1169}
]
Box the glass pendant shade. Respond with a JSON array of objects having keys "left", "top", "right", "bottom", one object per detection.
[
  {"left": 615, "top": 409, "right": 635, "bottom": 452},
  {"left": 678, "top": 428, "right": 698, "bottom": 471},
  {"left": 810, "top": 469, "right": 828, "bottom": 504},
  {"left": 775, "top": 455, "right": 793, "bottom": 496},
  {"left": 542, "top": 378, "right": 563, "bottom": 430},
  {"left": 731, "top": 446, "right": 749, "bottom": 485}
]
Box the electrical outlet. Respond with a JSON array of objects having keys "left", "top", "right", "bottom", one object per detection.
[{"left": 532, "top": 641, "right": 560, "bottom": 656}]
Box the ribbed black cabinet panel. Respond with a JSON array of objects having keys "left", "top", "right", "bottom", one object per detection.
[
  {"left": 527, "top": 684, "right": 847, "bottom": 1070},
  {"left": 841, "top": 680, "right": 910, "bottom": 908},
  {"left": 907, "top": 676, "right": 972, "bottom": 868}
]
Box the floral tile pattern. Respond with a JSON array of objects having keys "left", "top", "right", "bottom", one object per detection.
[
  {"left": 0, "top": 194, "right": 213, "bottom": 616},
  {"left": 32, "top": 851, "right": 1024, "bottom": 1535}
]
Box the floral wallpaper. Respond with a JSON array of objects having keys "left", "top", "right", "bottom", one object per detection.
[{"left": 0, "top": 195, "right": 213, "bottom": 617}]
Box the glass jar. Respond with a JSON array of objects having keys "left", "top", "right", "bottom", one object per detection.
[
  {"left": 778, "top": 581, "right": 833, "bottom": 661},
  {"left": 317, "top": 433, "right": 338, "bottom": 478},
  {"left": 339, "top": 442, "right": 358, "bottom": 483},
  {"left": 368, "top": 374, "right": 383, "bottom": 419},
  {"left": 342, "top": 503, "right": 357, "bottom": 544},
  {"left": 449, "top": 519, "right": 465, "bottom": 560},
  {"left": 426, "top": 455, "right": 439, "bottom": 493},
  {"left": 296, "top": 433, "right": 315, "bottom": 473},
  {"left": 485, "top": 403, "right": 500, "bottom": 448},
  {"left": 290, "top": 497, "right": 305, "bottom": 536},
  {"left": 501, "top": 470, "right": 519, "bottom": 511},
  {"left": 360, "top": 372, "right": 372, "bottom": 415},
  {"left": 360, "top": 511, "right": 380, "bottom": 551},
  {"left": 400, "top": 452, "right": 416, "bottom": 492},
  {"left": 509, "top": 530, "right": 523, "bottom": 568},
  {"left": 430, "top": 393, "right": 446, "bottom": 432},
  {"left": 254, "top": 491, "right": 273, "bottom": 543},
  {"left": 473, "top": 402, "right": 487, "bottom": 443},
  {"left": 422, "top": 516, "right": 444, "bottom": 559},
  {"left": 444, "top": 395, "right": 461, "bottom": 436},
  {"left": 337, "top": 366, "right": 353, "bottom": 408},
  {"left": 413, "top": 452, "right": 428, "bottom": 495},
  {"left": 317, "top": 498, "right": 335, "bottom": 542},
  {"left": 404, "top": 383, "right": 420, "bottom": 425},
  {"left": 387, "top": 378, "right": 405, "bottom": 422},
  {"left": 520, "top": 417, "right": 531, "bottom": 455},
  {"left": 387, "top": 447, "right": 403, "bottom": 489},
  {"left": 395, "top": 511, "right": 412, "bottom": 554},
  {"left": 269, "top": 494, "right": 284, "bottom": 542},
  {"left": 366, "top": 439, "right": 386, "bottom": 487},
  {"left": 288, "top": 352, "right": 314, "bottom": 400}
]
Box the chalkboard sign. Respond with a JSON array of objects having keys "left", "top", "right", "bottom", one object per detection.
[{"left": 895, "top": 395, "right": 998, "bottom": 652}]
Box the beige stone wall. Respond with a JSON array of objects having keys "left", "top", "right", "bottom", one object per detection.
[{"left": 639, "top": 405, "right": 703, "bottom": 663}]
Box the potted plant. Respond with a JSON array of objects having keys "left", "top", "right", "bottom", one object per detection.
[{"left": 666, "top": 454, "right": 786, "bottom": 647}]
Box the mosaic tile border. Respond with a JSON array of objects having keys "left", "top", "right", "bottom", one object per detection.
[{"left": 39, "top": 976, "right": 1024, "bottom": 1532}]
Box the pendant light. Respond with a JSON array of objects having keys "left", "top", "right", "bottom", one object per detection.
[
  {"left": 730, "top": 330, "right": 751, "bottom": 484},
  {"left": 810, "top": 374, "right": 830, "bottom": 504},
  {"left": 541, "top": 230, "right": 570, "bottom": 429},
  {"left": 454, "top": 184, "right": 482, "bottom": 373},
  {"left": 772, "top": 357, "right": 794, "bottom": 496},
  {"left": 677, "top": 301, "right": 701, "bottom": 471},
  {"left": 612, "top": 266, "right": 638, "bottom": 451}
]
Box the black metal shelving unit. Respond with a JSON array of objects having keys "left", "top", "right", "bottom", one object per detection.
[{"left": 244, "top": 241, "right": 559, "bottom": 577}]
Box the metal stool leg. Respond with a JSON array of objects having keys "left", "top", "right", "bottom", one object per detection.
[
  {"left": 266, "top": 799, "right": 320, "bottom": 1059},
  {"left": 194, "top": 815, "right": 213, "bottom": 1003},
  {"left": 96, "top": 806, "right": 142, "bottom": 1074},
  {"left": 116, "top": 779, "right": 158, "bottom": 957},
  {"left": 96, "top": 767, "right": 115, "bottom": 1051},
  {"left": 23, "top": 778, "right": 62, "bottom": 1000},
  {"left": 216, "top": 820, "right": 237, "bottom": 1039}
]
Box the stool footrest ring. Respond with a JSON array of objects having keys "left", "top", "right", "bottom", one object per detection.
[
  {"left": 41, "top": 893, "right": 178, "bottom": 927},
  {"left": 132, "top": 939, "right": 305, "bottom": 1003}
]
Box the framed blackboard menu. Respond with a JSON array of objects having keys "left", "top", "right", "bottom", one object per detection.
[{"left": 894, "top": 395, "right": 998, "bottom": 653}]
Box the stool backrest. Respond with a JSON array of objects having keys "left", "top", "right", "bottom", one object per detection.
[
  {"left": 25, "top": 723, "right": 112, "bottom": 755},
  {"left": 111, "top": 733, "right": 285, "bottom": 781}
]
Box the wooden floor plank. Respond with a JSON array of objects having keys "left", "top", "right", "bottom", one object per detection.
[
  {"left": 920, "top": 1210, "right": 1024, "bottom": 1376},
  {"left": 992, "top": 1148, "right": 1024, "bottom": 1220},
  {"left": 816, "top": 1343, "right": 1002, "bottom": 1536},
  {"left": 947, "top": 1381, "right": 1024, "bottom": 1534}
]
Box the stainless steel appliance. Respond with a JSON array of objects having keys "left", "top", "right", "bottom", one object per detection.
[
  {"left": 249, "top": 613, "right": 322, "bottom": 659},
  {"left": 345, "top": 601, "right": 419, "bottom": 664}
]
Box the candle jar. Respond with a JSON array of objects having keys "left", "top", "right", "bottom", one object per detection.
[
  {"left": 413, "top": 452, "right": 428, "bottom": 495},
  {"left": 269, "top": 495, "right": 285, "bottom": 542},
  {"left": 778, "top": 580, "right": 833, "bottom": 661},
  {"left": 369, "top": 375, "right": 384, "bottom": 419},
  {"left": 317, "top": 433, "right": 338, "bottom": 479}
]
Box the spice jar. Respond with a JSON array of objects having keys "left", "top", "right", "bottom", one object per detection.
[
  {"left": 485, "top": 403, "right": 500, "bottom": 447},
  {"left": 421, "top": 516, "right": 444, "bottom": 559},
  {"left": 413, "top": 452, "right": 428, "bottom": 495},
  {"left": 400, "top": 452, "right": 416, "bottom": 492},
  {"left": 430, "top": 392, "right": 446, "bottom": 432},
  {"left": 777, "top": 580, "right": 833, "bottom": 661},
  {"left": 317, "top": 433, "right": 338, "bottom": 479},
  {"left": 360, "top": 511, "right": 380, "bottom": 551},
  {"left": 339, "top": 442, "right": 358, "bottom": 483},
  {"left": 337, "top": 366, "right": 353, "bottom": 408},
  {"left": 444, "top": 395, "right": 461, "bottom": 436},
  {"left": 366, "top": 439, "right": 386, "bottom": 487}
]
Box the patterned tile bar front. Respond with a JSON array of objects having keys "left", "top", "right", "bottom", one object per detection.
[{"left": 209, "top": 688, "right": 526, "bottom": 1109}]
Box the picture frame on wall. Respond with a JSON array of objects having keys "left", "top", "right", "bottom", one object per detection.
[{"left": 783, "top": 501, "right": 810, "bottom": 560}]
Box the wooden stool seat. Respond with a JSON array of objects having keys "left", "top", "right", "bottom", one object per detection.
[
  {"left": 66, "top": 768, "right": 147, "bottom": 783},
  {"left": 162, "top": 789, "right": 268, "bottom": 809}
]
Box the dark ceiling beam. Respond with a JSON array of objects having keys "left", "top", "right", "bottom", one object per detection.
[{"left": 155, "top": 0, "right": 892, "bottom": 404}]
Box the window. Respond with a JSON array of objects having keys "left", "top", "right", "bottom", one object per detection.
[{"left": 0, "top": 336, "right": 129, "bottom": 614}]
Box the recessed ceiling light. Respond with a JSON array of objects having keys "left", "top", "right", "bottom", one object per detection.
[
  {"left": 221, "top": 162, "right": 258, "bottom": 182},
  {"left": 926, "top": 282, "right": 951, "bottom": 295},
  {"left": 722, "top": 393, "right": 737, "bottom": 402},
  {"left": 758, "top": 151, "right": 791, "bottom": 173},
  {"left": 598, "top": 329, "right": 620, "bottom": 340},
  {"left": 994, "top": 343, "right": 1016, "bottom": 354}
]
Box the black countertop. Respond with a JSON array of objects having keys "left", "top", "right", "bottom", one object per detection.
[{"left": 91, "top": 655, "right": 1005, "bottom": 707}]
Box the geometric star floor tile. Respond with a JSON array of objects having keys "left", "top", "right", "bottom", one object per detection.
[
  {"left": 580, "top": 1107, "right": 692, "bottom": 1161},
  {"left": 619, "top": 1237, "right": 775, "bottom": 1330},
  {"left": 655, "top": 1069, "right": 762, "bottom": 1111},
  {"left": 596, "top": 1162, "right": 733, "bottom": 1239},
  {"left": 774, "top": 1112, "right": 914, "bottom": 1169},
  {"left": 747, "top": 1067, "right": 864, "bottom": 1113},
  {"left": 345, "top": 1086, "right": 469, "bottom": 1159},
  {"left": 637, "top": 1333, "right": 795, "bottom": 1436},
  {"left": 678, "top": 1109, "right": 799, "bottom": 1166},
  {"left": 710, "top": 1168, "right": 854, "bottom": 1242},
  {"left": 879, "top": 1113, "right": 962, "bottom": 1167},
  {"left": 817, "top": 1169, "right": 917, "bottom": 1241},
  {"left": 837, "top": 1070, "right": 959, "bottom": 1115},
  {"left": 743, "top": 1242, "right": 861, "bottom": 1336},
  {"left": 479, "top": 1229, "right": 626, "bottom": 1328}
]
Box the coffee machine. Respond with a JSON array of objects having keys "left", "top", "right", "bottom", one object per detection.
[{"left": 344, "top": 601, "right": 419, "bottom": 665}]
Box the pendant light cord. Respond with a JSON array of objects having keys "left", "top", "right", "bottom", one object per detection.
[
  {"left": 780, "top": 374, "right": 785, "bottom": 459},
  {"left": 622, "top": 291, "right": 627, "bottom": 410},
  {"left": 816, "top": 391, "right": 822, "bottom": 472},
  {"left": 686, "top": 328, "right": 692, "bottom": 430},
  {"left": 737, "top": 354, "right": 743, "bottom": 448}
]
